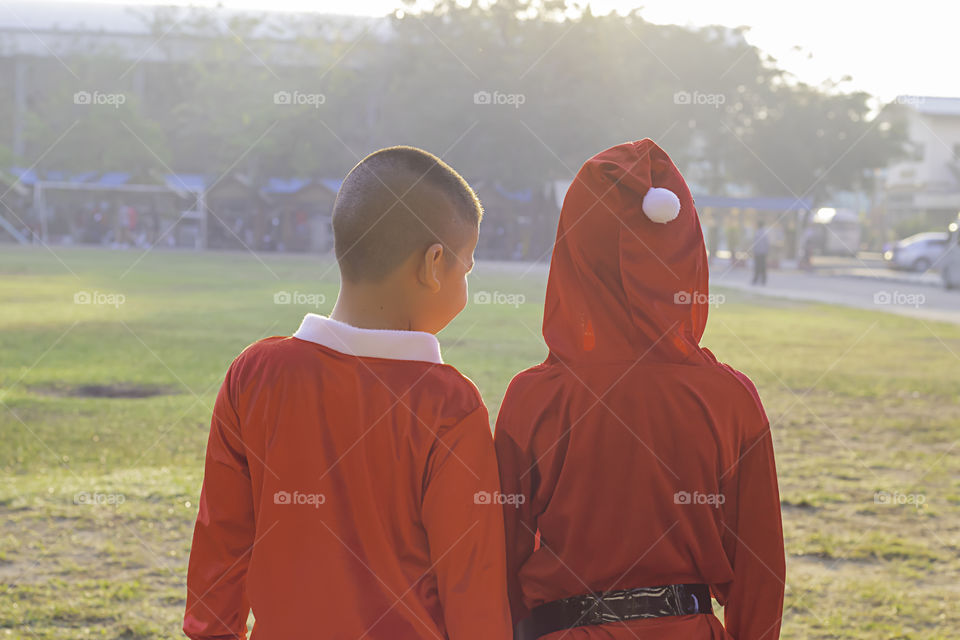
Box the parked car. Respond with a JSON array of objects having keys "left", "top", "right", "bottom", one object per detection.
[
  {"left": 883, "top": 231, "right": 949, "bottom": 272},
  {"left": 941, "top": 217, "right": 960, "bottom": 289}
]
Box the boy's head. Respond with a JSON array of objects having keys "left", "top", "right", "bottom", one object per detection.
[{"left": 332, "top": 146, "right": 481, "bottom": 334}]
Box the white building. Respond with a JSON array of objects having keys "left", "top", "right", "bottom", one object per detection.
[{"left": 883, "top": 96, "right": 960, "bottom": 225}]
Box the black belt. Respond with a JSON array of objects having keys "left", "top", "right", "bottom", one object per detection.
[{"left": 516, "top": 583, "right": 712, "bottom": 640}]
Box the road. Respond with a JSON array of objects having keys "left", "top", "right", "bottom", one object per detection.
[
  {"left": 711, "top": 256, "right": 960, "bottom": 325},
  {"left": 478, "top": 254, "right": 960, "bottom": 325}
]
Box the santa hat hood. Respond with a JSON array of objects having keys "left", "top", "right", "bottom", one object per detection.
[{"left": 542, "top": 138, "right": 713, "bottom": 365}]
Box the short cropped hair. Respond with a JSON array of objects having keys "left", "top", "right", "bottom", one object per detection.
[{"left": 332, "top": 146, "right": 483, "bottom": 282}]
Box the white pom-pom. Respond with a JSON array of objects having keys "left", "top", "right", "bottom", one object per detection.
[{"left": 642, "top": 187, "right": 681, "bottom": 224}]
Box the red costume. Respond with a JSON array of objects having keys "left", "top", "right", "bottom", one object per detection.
[
  {"left": 495, "top": 139, "right": 785, "bottom": 639},
  {"left": 185, "top": 315, "right": 511, "bottom": 639}
]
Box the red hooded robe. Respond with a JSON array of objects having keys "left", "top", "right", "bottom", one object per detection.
[{"left": 495, "top": 139, "right": 785, "bottom": 639}]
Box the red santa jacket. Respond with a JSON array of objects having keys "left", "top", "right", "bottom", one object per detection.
[
  {"left": 494, "top": 139, "right": 785, "bottom": 639},
  {"left": 184, "top": 314, "right": 511, "bottom": 639}
]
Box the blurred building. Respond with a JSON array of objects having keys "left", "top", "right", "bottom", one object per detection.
[
  {"left": 881, "top": 96, "right": 960, "bottom": 233},
  {"left": 0, "top": 2, "right": 371, "bottom": 251},
  {"left": 0, "top": 1, "right": 378, "bottom": 157}
]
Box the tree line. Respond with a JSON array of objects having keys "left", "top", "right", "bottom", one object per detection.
[{"left": 3, "top": 0, "right": 908, "bottom": 206}]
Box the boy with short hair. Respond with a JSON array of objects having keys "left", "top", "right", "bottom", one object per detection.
[
  {"left": 184, "top": 146, "right": 511, "bottom": 639},
  {"left": 495, "top": 139, "right": 785, "bottom": 639}
]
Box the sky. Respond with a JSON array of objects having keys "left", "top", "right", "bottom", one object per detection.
[{"left": 28, "top": 0, "right": 960, "bottom": 102}]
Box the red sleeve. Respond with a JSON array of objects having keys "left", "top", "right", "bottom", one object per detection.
[
  {"left": 493, "top": 403, "right": 538, "bottom": 628},
  {"left": 184, "top": 366, "right": 255, "bottom": 640},
  {"left": 421, "top": 404, "right": 512, "bottom": 640},
  {"left": 717, "top": 426, "right": 785, "bottom": 640}
]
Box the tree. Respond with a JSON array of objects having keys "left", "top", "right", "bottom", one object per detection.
[
  {"left": 2, "top": 0, "right": 910, "bottom": 203},
  {"left": 22, "top": 54, "right": 169, "bottom": 180},
  {"left": 731, "top": 83, "right": 908, "bottom": 204}
]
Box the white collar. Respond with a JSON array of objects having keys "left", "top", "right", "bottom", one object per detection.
[{"left": 293, "top": 314, "right": 443, "bottom": 364}]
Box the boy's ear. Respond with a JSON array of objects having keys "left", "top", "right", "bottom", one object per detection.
[{"left": 418, "top": 242, "right": 444, "bottom": 293}]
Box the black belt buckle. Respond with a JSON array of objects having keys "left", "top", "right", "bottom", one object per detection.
[
  {"left": 518, "top": 583, "right": 711, "bottom": 640},
  {"left": 667, "top": 584, "right": 685, "bottom": 615},
  {"left": 676, "top": 583, "right": 709, "bottom": 615},
  {"left": 580, "top": 593, "right": 603, "bottom": 625},
  {"left": 579, "top": 594, "right": 608, "bottom": 626}
]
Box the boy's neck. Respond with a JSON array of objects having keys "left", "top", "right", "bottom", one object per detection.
[{"left": 330, "top": 282, "right": 415, "bottom": 332}]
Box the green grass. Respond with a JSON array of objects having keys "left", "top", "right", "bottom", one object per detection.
[{"left": 2, "top": 245, "right": 959, "bottom": 638}]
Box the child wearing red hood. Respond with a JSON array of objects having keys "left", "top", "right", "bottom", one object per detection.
[{"left": 495, "top": 139, "right": 785, "bottom": 639}]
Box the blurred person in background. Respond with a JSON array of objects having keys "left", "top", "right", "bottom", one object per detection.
[{"left": 752, "top": 219, "right": 770, "bottom": 285}]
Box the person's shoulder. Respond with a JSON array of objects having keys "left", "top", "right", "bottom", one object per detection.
[
  {"left": 232, "top": 335, "right": 292, "bottom": 365},
  {"left": 494, "top": 361, "right": 554, "bottom": 440},
  {"left": 708, "top": 359, "right": 769, "bottom": 438},
  {"left": 714, "top": 361, "right": 762, "bottom": 403},
  {"left": 503, "top": 362, "right": 553, "bottom": 398},
  {"left": 421, "top": 363, "right": 487, "bottom": 421},
  {"left": 226, "top": 335, "right": 310, "bottom": 379}
]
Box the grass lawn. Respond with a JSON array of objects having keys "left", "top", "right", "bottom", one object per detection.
[{"left": 1, "top": 245, "right": 959, "bottom": 639}]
